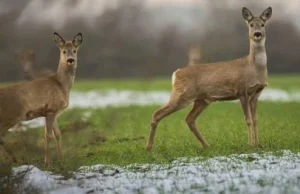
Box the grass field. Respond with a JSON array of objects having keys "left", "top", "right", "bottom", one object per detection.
[
  {"left": 2, "top": 74, "right": 300, "bottom": 92},
  {"left": 1, "top": 74, "right": 300, "bottom": 177},
  {"left": 72, "top": 74, "right": 300, "bottom": 92}
]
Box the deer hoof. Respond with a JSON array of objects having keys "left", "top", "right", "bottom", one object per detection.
[
  {"left": 202, "top": 144, "right": 209, "bottom": 148},
  {"left": 146, "top": 144, "right": 152, "bottom": 151}
]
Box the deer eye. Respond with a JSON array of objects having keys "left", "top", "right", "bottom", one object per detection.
[
  {"left": 261, "top": 24, "right": 265, "bottom": 27},
  {"left": 63, "top": 50, "right": 66, "bottom": 54},
  {"left": 73, "top": 50, "right": 76, "bottom": 53},
  {"left": 250, "top": 24, "right": 253, "bottom": 27}
]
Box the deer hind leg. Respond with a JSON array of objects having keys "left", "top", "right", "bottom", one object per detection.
[
  {"left": 44, "top": 113, "right": 56, "bottom": 164},
  {"left": 52, "top": 119, "right": 63, "bottom": 160},
  {"left": 250, "top": 93, "right": 260, "bottom": 146},
  {"left": 240, "top": 96, "right": 253, "bottom": 145},
  {"left": 185, "top": 99, "right": 209, "bottom": 148},
  {"left": 146, "top": 95, "right": 189, "bottom": 151}
]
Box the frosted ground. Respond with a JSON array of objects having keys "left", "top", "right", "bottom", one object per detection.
[
  {"left": 7, "top": 88, "right": 300, "bottom": 193},
  {"left": 12, "top": 151, "right": 300, "bottom": 194}
]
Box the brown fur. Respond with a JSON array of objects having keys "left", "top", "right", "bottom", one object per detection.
[
  {"left": 146, "top": 7, "right": 272, "bottom": 151},
  {"left": 0, "top": 32, "right": 83, "bottom": 163},
  {"left": 11, "top": 49, "right": 53, "bottom": 132}
]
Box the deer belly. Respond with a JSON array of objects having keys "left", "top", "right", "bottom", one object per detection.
[
  {"left": 25, "top": 109, "right": 45, "bottom": 120},
  {"left": 205, "top": 88, "right": 238, "bottom": 102},
  {"left": 209, "top": 95, "right": 238, "bottom": 102},
  {"left": 24, "top": 104, "right": 52, "bottom": 120}
]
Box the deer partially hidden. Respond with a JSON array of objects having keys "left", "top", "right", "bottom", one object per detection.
[
  {"left": 0, "top": 32, "right": 83, "bottom": 163},
  {"left": 188, "top": 45, "right": 202, "bottom": 66},
  {"left": 15, "top": 48, "right": 53, "bottom": 80},
  {"left": 146, "top": 7, "right": 272, "bottom": 151}
]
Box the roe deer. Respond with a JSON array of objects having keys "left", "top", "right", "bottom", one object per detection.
[
  {"left": 146, "top": 7, "right": 272, "bottom": 151},
  {"left": 15, "top": 48, "right": 53, "bottom": 80},
  {"left": 188, "top": 45, "right": 202, "bottom": 66},
  {"left": 0, "top": 32, "right": 83, "bottom": 163}
]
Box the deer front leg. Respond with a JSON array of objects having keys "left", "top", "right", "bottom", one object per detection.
[
  {"left": 146, "top": 97, "right": 188, "bottom": 151},
  {"left": 52, "top": 118, "right": 63, "bottom": 160},
  {"left": 250, "top": 93, "right": 260, "bottom": 146},
  {"left": 185, "top": 99, "right": 209, "bottom": 148},
  {"left": 44, "top": 113, "right": 56, "bottom": 164},
  {"left": 240, "top": 96, "right": 253, "bottom": 145}
]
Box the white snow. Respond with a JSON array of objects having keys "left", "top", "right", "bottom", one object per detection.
[
  {"left": 11, "top": 150, "right": 300, "bottom": 194},
  {"left": 9, "top": 88, "right": 300, "bottom": 130},
  {"left": 68, "top": 88, "right": 300, "bottom": 108}
]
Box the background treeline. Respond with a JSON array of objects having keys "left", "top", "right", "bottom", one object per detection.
[{"left": 0, "top": 0, "right": 299, "bottom": 81}]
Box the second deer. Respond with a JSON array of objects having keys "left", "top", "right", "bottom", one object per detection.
[
  {"left": 188, "top": 45, "right": 202, "bottom": 66},
  {"left": 15, "top": 48, "right": 53, "bottom": 80},
  {"left": 146, "top": 7, "right": 272, "bottom": 151},
  {"left": 0, "top": 32, "right": 83, "bottom": 163}
]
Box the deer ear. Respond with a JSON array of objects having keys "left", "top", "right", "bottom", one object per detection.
[
  {"left": 53, "top": 32, "right": 65, "bottom": 48},
  {"left": 72, "top": 33, "right": 83, "bottom": 47},
  {"left": 260, "top": 7, "right": 272, "bottom": 21},
  {"left": 242, "top": 7, "right": 253, "bottom": 22}
]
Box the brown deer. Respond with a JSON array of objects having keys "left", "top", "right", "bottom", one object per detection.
[
  {"left": 15, "top": 48, "right": 53, "bottom": 80},
  {"left": 0, "top": 32, "right": 83, "bottom": 163},
  {"left": 188, "top": 45, "right": 202, "bottom": 66},
  {"left": 146, "top": 7, "right": 272, "bottom": 151}
]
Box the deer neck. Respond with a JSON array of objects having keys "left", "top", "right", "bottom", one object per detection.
[
  {"left": 249, "top": 38, "right": 267, "bottom": 69},
  {"left": 57, "top": 61, "right": 76, "bottom": 93}
]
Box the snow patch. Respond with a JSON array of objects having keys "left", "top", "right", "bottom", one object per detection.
[
  {"left": 72, "top": 88, "right": 300, "bottom": 107},
  {"left": 11, "top": 150, "right": 300, "bottom": 194}
]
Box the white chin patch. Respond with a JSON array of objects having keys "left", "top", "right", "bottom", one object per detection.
[{"left": 253, "top": 35, "right": 263, "bottom": 41}]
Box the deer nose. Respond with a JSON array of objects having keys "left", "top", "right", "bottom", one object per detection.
[
  {"left": 67, "top": 58, "right": 75, "bottom": 64},
  {"left": 254, "top": 32, "right": 262, "bottom": 37}
]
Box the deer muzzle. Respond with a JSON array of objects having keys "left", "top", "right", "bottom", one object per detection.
[{"left": 67, "top": 58, "right": 75, "bottom": 66}]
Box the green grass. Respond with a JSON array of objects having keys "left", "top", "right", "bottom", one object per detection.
[
  {"left": 1, "top": 74, "right": 300, "bottom": 91},
  {"left": 72, "top": 74, "right": 300, "bottom": 91},
  {"left": 0, "top": 75, "right": 300, "bottom": 177},
  {"left": 1, "top": 102, "right": 300, "bottom": 175}
]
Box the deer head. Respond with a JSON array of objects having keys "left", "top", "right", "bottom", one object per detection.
[
  {"left": 15, "top": 49, "right": 35, "bottom": 78},
  {"left": 242, "top": 7, "right": 272, "bottom": 44},
  {"left": 53, "top": 32, "right": 83, "bottom": 68}
]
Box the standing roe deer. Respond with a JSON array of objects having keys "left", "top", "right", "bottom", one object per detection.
[
  {"left": 15, "top": 48, "right": 53, "bottom": 80},
  {"left": 146, "top": 7, "right": 272, "bottom": 151},
  {"left": 0, "top": 32, "right": 83, "bottom": 163}
]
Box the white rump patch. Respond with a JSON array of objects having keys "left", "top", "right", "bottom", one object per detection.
[{"left": 172, "top": 70, "right": 177, "bottom": 85}]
